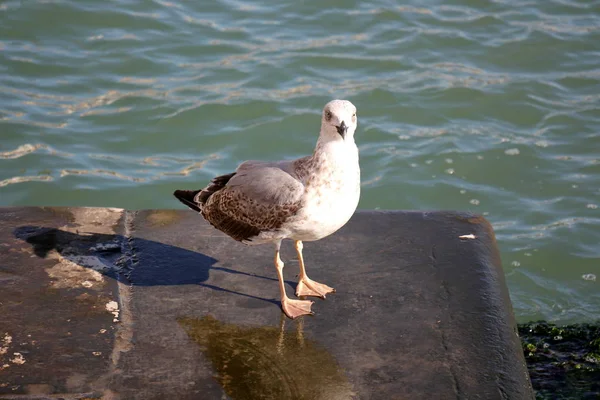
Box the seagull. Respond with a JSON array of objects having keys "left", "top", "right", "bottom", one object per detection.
[{"left": 174, "top": 100, "right": 360, "bottom": 319}]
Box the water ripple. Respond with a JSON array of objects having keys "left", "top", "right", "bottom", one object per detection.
[
  {"left": 0, "top": 175, "right": 53, "bottom": 187},
  {"left": 1, "top": 0, "right": 599, "bottom": 323}
]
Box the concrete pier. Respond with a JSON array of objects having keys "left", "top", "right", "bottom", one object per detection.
[{"left": 0, "top": 207, "right": 534, "bottom": 399}]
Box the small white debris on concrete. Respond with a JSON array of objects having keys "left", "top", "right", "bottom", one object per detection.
[
  {"left": 0, "top": 334, "right": 14, "bottom": 370},
  {"left": 10, "top": 353, "right": 25, "bottom": 365},
  {"left": 106, "top": 301, "right": 120, "bottom": 322},
  {"left": 582, "top": 274, "right": 596, "bottom": 282},
  {"left": 92, "top": 352, "right": 102, "bottom": 356},
  {"left": 105, "top": 301, "right": 118, "bottom": 312},
  {"left": 89, "top": 242, "right": 121, "bottom": 252},
  {"left": 68, "top": 255, "right": 111, "bottom": 273},
  {"left": 459, "top": 234, "right": 476, "bottom": 240},
  {"left": 99, "top": 329, "right": 107, "bottom": 334},
  {"left": 0, "top": 333, "right": 12, "bottom": 355}
]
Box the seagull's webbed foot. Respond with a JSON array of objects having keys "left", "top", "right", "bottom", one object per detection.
[
  {"left": 294, "top": 240, "right": 336, "bottom": 299},
  {"left": 281, "top": 297, "right": 314, "bottom": 319},
  {"left": 296, "top": 277, "right": 335, "bottom": 299}
]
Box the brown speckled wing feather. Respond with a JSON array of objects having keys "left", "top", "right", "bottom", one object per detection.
[{"left": 202, "top": 166, "right": 305, "bottom": 242}]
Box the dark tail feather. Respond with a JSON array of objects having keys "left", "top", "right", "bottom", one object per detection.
[
  {"left": 173, "top": 172, "right": 236, "bottom": 213},
  {"left": 196, "top": 172, "right": 236, "bottom": 204},
  {"left": 173, "top": 189, "right": 202, "bottom": 213}
]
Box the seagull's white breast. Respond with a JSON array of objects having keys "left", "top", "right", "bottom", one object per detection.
[{"left": 287, "top": 140, "right": 360, "bottom": 241}]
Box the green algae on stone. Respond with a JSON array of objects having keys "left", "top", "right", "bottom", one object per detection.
[
  {"left": 518, "top": 321, "right": 600, "bottom": 399},
  {"left": 178, "top": 315, "right": 356, "bottom": 400}
]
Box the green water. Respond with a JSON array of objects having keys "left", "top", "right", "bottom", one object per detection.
[{"left": 1, "top": 0, "right": 599, "bottom": 324}]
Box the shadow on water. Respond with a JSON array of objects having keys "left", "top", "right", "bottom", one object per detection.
[
  {"left": 178, "top": 314, "right": 355, "bottom": 400},
  {"left": 13, "top": 225, "right": 284, "bottom": 307}
]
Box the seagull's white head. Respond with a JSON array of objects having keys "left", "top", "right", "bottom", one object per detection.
[{"left": 320, "top": 100, "right": 357, "bottom": 142}]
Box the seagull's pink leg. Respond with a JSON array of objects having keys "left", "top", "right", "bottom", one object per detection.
[
  {"left": 274, "top": 241, "right": 313, "bottom": 319},
  {"left": 294, "top": 240, "right": 335, "bottom": 299}
]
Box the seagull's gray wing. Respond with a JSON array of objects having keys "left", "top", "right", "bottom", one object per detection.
[{"left": 201, "top": 163, "right": 305, "bottom": 242}]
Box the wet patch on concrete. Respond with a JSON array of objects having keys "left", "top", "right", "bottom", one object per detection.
[{"left": 179, "top": 315, "right": 356, "bottom": 400}]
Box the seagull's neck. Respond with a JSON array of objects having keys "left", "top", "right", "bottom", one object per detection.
[
  {"left": 312, "top": 133, "right": 358, "bottom": 169},
  {"left": 315, "top": 129, "right": 356, "bottom": 149}
]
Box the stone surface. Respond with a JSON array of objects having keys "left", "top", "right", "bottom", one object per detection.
[{"left": 0, "top": 207, "right": 534, "bottom": 399}]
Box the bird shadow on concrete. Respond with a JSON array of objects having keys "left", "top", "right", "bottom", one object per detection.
[{"left": 13, "top": 226, "right": 284, "bottom": 307}]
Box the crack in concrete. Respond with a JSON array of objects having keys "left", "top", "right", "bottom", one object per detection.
[
  {"left": 103, "top": 210, "right": 137, "bottom": 397},
  {"left": 430, "top": 244, "right": 437, "bottom": 261},
  {"left": 431, "top": 245, "right": 462, "bottom": 399}
]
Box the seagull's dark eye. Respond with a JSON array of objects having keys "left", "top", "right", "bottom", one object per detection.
[{"left": 325, "top": 111, "right": 332, "bottom": 121}]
